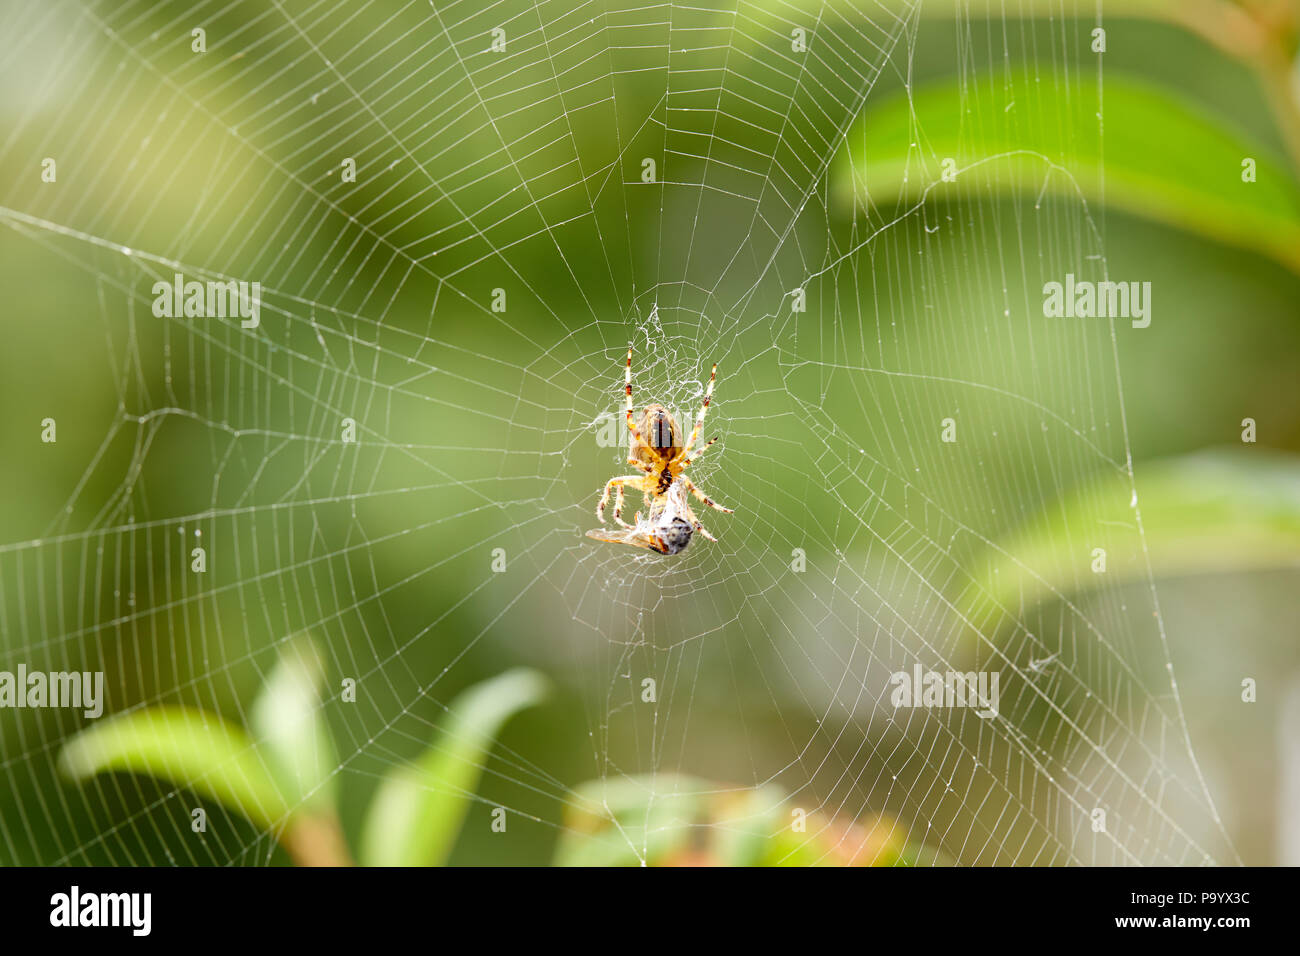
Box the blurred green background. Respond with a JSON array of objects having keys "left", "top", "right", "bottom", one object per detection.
[{"left": 0, "top": 0, "right": 1297, "bottom": 866}]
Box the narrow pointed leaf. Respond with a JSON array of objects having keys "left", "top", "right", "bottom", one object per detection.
[
  {"left": 251, "top": 636, "right": 338, "bottom": 814},
  {"left": 359, "top": 668, "right": 548, "bottom": 867},
  {"left": 59, "top": 706, "right": 289, "bottom": 830},
  {"left": 835, "top": 71, "right": 1300, "bottom": 274}
]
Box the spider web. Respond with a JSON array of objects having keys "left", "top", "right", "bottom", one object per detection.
[{"left": 0, "top": 0, "right": 1241, "bottom": 866}]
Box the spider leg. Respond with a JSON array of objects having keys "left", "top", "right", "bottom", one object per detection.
[
  {"left": 596, "top": 475, "right": 645, "bottom": 524},
  {"left": 680, "top": 361, "right": 717, "bottom": 457},
  {"left": 681, "top": 502, "right": 718, "bottom": 541},
  {"left": 612, "top": 484, "right": 632, "bottom": 527},
  {"left": 679, "top": 475, "right": 733, "bottom": 514},
  {"left": 678, "top": 436, "right": 717, "bottom": 470},
  {"left": 692, "top": 520, "right": 717, "bottom": 542},
  {"left": 624, "top": 345, "right": 643, "bottom": 445}
]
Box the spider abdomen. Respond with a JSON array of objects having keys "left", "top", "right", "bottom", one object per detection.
[{"left": 641, "top": 403, "right": 683, "bottom": 458}]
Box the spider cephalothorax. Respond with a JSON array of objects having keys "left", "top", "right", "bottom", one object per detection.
[{"left": 585, "top": 346, "right": 733, "bottom": 554}]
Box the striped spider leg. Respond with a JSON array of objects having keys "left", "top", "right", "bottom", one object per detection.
[{"left": 672, "top": 362, "right": 733, "bottom": 515}]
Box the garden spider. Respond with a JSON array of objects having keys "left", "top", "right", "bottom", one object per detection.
[{"left": 585, "top": 345, "right": 733, "bottom": 554}]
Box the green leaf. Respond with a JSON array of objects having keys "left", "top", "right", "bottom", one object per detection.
[
  {"left": 834, "top": 70, "right": 1300, "bottom": 273},
  {"left": 59, "top": 706, "right": 290, "bottom": 830},
  {"left": 710, "top": 784, "right": 789, "bottom": 866},
  {"left": 358, "top": 668, "right": 549, "bottom": 867},
  {"left": 553, "top": 774, "right": 711, "bottom": 867},
  {"left": 760, "top": 815, "right": 913, "bottom": 866},
  {"left": 251, "top": 636, "right": 337, "bottom": 814},
  {"left": 961, "top": 448, "right": 1300, "bottom": 627},
  {"left": 553, "top": 773, "right": 925, "bottom": 866}
]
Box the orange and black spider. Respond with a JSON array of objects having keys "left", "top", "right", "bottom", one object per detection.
[{"left": 585, "top": 345, "right": 733, "bottom": 554}]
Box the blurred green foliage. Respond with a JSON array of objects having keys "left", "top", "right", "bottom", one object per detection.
[
  {"left": 836, "top": 70, "right": 1300, "bottom": 273},
  {"left": 554, "top": 774, "right": 942, "bottom": 866},
  {"left": 360, "top": 668, "right": 548, "bottom": 867},
  {"left": 2, "top": 0, "right": 1299, "bottom": 866},
  {"left": 62, "top": 647, "right": 548, "bottom": 867},
  {"left": 964, "top": 449, "right": 1300, "bottom": 630}
]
